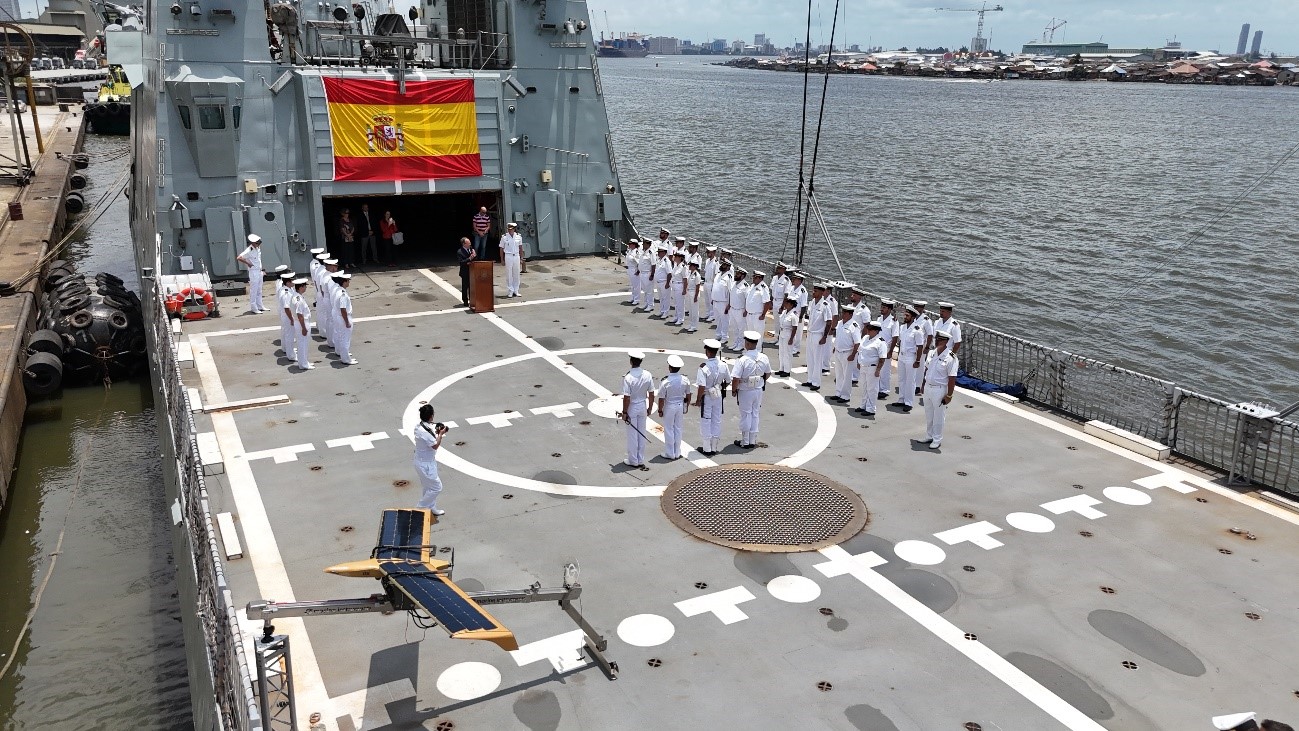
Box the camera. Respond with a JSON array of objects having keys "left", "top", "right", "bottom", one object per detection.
[{"left": 435, "top": 423, "right": 447, "bottom": 432}]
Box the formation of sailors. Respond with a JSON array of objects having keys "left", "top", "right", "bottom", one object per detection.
[
  {"left": 622, "top": 231, "right": 964, "bottom": 453},
  {"left": 244, "top": 235, "right": 359, "bottom": 370}
]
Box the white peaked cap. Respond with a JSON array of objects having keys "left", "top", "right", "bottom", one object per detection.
[
  {"left": 247, "top": 234, "right": 262, "bottom": 244},
  {"left": 1212, "top": 712, "right": 1257, "bottom": 730},
  {"left": 667, "top": 355, "right": 684, "bottom": 368},
  {"left": 628, "top": 350, "right": 645, "bottom": 360},
  {"left": 743, "top": 330, "right": 760, "bottom": 341},
  {"left": 703, "top": 339, "right": 721, "bottom": 349}
]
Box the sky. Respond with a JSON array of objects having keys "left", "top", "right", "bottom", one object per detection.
[{"left": 592, "top": 0, "right": 1297, "bottom": 55}]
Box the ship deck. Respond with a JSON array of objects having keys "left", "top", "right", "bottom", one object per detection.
[{"left": 178, "top": 257, "right": 1299, "bottom": 731}]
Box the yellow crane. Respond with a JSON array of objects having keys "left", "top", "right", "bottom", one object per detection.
[{"left": 935, "top": 3, "right": 1004, "bottom": 54}]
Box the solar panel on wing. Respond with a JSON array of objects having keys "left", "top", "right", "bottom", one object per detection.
[
  {"left": 379, "top": 561, "right": 499, "bottom": 633},
  {"left": 375, "top": 509, "right": 425, "bottom": 561}
]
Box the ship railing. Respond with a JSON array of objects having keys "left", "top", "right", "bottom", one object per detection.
[
  {"left": 681, "top": 243, "right": 1298, "bottom": 496},
  {"left": 148, "top": 289, "right": 262, "bottom": 731}
]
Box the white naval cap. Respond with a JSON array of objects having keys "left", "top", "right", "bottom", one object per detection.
[
  {"left": 292, "top": 277, "right": 309, "bottom": 286},
  {"left": 247, "top": 234, "right": 262, "bottom": 244},
  {"left": 657, "top": 243, "right": 668, "bottom": 250},
  {"left": 880, "top": 298, "right": 896, "bottom": 306},
  {"left": 687, "top": 239, "right": 699, "bottom": 246},
  {"left": 335, "top": 272, "right": 352, "bottom": 280},
  {"left": 775, "top": 261, "right": 787, "bottom": 268},
  {"left": 323, "top": 258, "right": 339, "bottom": 265},
  {"left": 703, "top": 338, "right": 721, "bottom": 349},
  {"left": 1212, "top": 712, "right": 1258, "bottom": 730},
  {"left": 507, "top": 221, "right": 518, "bottom": 228},
  {"left": 273, "top": 264, "right": 290, "bottom": 273},
  {"left": 279, "top": 271, "right": 296, "bottom": 280},
  {"left": 659, "top": 227, "right": 669, "bottom": 233},
  {"left": 912, "top": 299, "right": 928, "bottom": 307},
  {"left": 905, "top": 304, "right": 919, "bottom": 315},
  {"left": 752, "top": 270, "right": 765, "bottom": 277},
  {"left": 628, "top": 350, "right": 646, "bottom": 360},
  {"left": 812, "top": 281, "right": 827, "bottom": 290},
  {"left": 674, "top": 236, "right": 686, "bottom": 243},
  {"left": 628, "top": 237, "right": 640, "bottom": 244},
  {"left": 309, "top": 247, "right": 326, "bottom": 255},
  {"left": 866, "top": 320, "right": 882, "bottom": 330},
  {"left": 667, "top": 354, "right": 684, "bottom": 368},
  {"left": 939, "top": 301, "right": 955, "bottom": 309},
  {"left": 733, "top": 268, "right": 746, "bottom": 275},
  {"left": 840, "top": 303, "right": 855, "bottom": 312},
  {"left": 743, "top": 330, "right": 760, "bottom": 341},
  {"left": 934, "top": 330, "right": 952, "bottom": 339},
  {"left": 705, "top": 245, "right": 717, "bottom": 252},
  {"left": 315, "top": 252, "right": 330, "bottom": 261}
]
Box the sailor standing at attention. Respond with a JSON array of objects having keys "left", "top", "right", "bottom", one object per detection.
[
  {"left": 695, "top": 339, "right": 730, "bottom": 456},
  {"left": 639, "top": 239, "right": 656, "bottom": 311},
  {"left": 236, "top": 234, "right": 265, "bottom": 313},
  {"left": 657, "top": 355, "right": 692, "bottom": 460},
  {"left": 651, "top": 244, "right": 671, "bottom": 318},
  {"left": 853, "top": 321, "right": 886, "bottom": 416},
  {"left": 775, "top": 298, "right": 799, "bottom": 377},
  {"left": 921, "top": 330, "right": 958, "bottom": 449},
  {"left": 876, "top": 298, "right": 898, "bottom": 399},
  {"left": 935, "top": 302, "right": 963, "bottom": 354},
  {"left": 291, "top": 278, "right": 314, "bottom": 371},
  {"left": 731, "top": 331, "right": 772, "bottom": 449},
  {"left": 276, "top": 269, "right": 297, "bottom": 360},
  {"left": 413, "top": 404, "right": 448, "bottom": 515},
  {"left": 897, "top": 304, "right": 926, "bottom": 413},
  {"left": 803, "top": 282, "right": 830, "bottom": 391},
  {"left": 499, "top": 221, "right": 525, "bottom": 298},
  {"left": 333, "top": 272, "right": 357, "bottom": 365},
  {"left": 669, "top": 252, "right": 688, "bottom": 326},
  {"left": 684, "top": 260, "right": 703, "bottom": 333},
  {"left": 319, "top": 258, "right": 340, "bottom": 347},
  {"left": 830, "top": 304, "right": 862, "bottom": 403},
  {"left": 770, "top": 263, "right": 791, "bottom": 317},
  {"left": 846, "top": 287, "right": 871, "bottom": 385},
  {"left": 685, "top": 240, "right": 703, "bottom": 269},
  {"left": 711, "top": 260, "right": 734, "bottom": 346},
  {"left": 787, "top": 271, "right": 809, "bottom": 321},
  {"left": 308, "top": 251, "right": 327, "bottom": 334},
  {"left": 702, "top": 246, "right": 719, "bottom": 321},
  {"left": 621, "top": 351, "right": 655, "bottom": 469},
  {"left": 745, "top": 271, "right": 772, "bottom": 346},
  {"left": 820, "top": 286, "right": 839, "bottom": 374},
  {"left": 625, "top": 238, "right": 641, "bottom": 306},
  {"left": 727, "top": 268, "right": 750, "bottom": 352}
]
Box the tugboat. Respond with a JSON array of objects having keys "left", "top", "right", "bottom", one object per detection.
[{"left": 82, "top": 63, "right": 131, "bottom": 135}]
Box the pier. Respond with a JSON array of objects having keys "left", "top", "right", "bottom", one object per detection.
[{"left": 0, "top": 105, "right": 85, "bottom": 507}]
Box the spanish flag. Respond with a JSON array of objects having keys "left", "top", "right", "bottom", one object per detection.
[{"left": 323, "top": 77, "right": 482, "bottom": 182}]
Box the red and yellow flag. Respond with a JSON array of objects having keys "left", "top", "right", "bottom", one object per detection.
[{"left": 323, "top": 77, "right": 482, "bottom": 182}]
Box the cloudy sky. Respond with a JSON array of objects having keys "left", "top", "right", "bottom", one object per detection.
[{"left": 593, "top": 0, "right": 1295, "bottom": 55}]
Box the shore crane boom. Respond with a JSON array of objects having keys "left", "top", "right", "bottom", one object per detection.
[
  {"left": 935, "top": 3, "right": 1004, "bottom": 54},
  {"left": 1042, "top": 18, "right": 1067, "bottom": 43}
]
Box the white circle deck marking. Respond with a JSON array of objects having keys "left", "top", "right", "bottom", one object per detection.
[
  {"left": 436, "top": 661, "right": 501, "bottom": 700},
  {"left": 1005, "top": 511, "right": 1056, "bottom": 533},
  {"left": 1102, "top": 485, "right": 1153, "bottom": 506},
  {"left": 894, "top": 540, "right": 947, "bottom": 566},
  {"left": 766, "top": 574, "right": 822, "bottom": 603},
  {"left": 617, "top": 613, "right": 676, "bottom": 647},
  {"left": 586, "top": 395, "right": 621, "bottom": 419},
  {"left": 404, "top": 347, "right": 837, "bottom": 498}
]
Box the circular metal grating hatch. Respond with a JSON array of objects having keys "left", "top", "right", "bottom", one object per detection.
[{"left": 661, "top": 465, "right": 868, "bottom": 552}]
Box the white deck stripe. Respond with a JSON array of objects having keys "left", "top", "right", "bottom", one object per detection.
[
  {"left": 815, "top": 545, "right": 1106, "bottom": 730},
  {"left": 188, "top": 335, "right": 334, "bottom": 723},
  {"left": 962, "top": 390, "right": 1299, "bottom": 527},
  {"left": 418, "top": 268, "right": 718, "bottom": 468}
]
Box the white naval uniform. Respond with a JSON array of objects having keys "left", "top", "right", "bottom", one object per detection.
[
  {"left": 733, "top": 348, "right": 772, "bottom": 446},
  {"left": 832, "top": 318, "right": 862, "bottom": 401},
  {"left": 639, "top": 248, "right": 656, "bottom": 310},
  {"left": 770, "top": 274, "right": 790, "bottom": 315},
  {"left": 322, "top": 277, "right": 339, "bottom": 349},
  {"left": 727, "top": 280, "right": 749, "bottom": 350},
  {"left": 877, "top": 312, "right": 897, "bottom": 395},
  {"left": 935, "top": 317, "right": 963, "bottom": 352},
  {"left": 745, "top": 282, "right": 771, "bottom": 344},
  {"left": 696, "top": 356, "right": 730, "bottom": 453},
  {"left": 787, "top": 284, "right": 808, "bottom": 355},
  {"left": 659, "top": 371, "right": 691, "bottom": 459},
  {"left": 702, "top": 257, "right": 719, "bottom": 319},
  {"left": 334, "top": 287, "right": 355, "bottom": 362},
  {"left": 777, "top": 308, "right": 799, "bottom": 374},
  {"left": 626, "top": 247, "right": 641, "bottom": 305},
  {"left": 847, "top": 301, "right": 871, "bottom": 381},
  {"left": 820, "top": 294, "right": 838, "bottom": 368},
  {"left": 239, "top": 245, "right": 264, "bottom": 312},
  {"left": 413, "top": 421, "right": 444, "bottom": 510},
  {"left": 856, "top": 334, "right": 887, "bottom": 413},
  {"left": 500, "top": 231, "right": 524, "bottom": 296},
  {"left": 292, "top": 292, "right": 312, "bottom": 369},
  {"left": 805, "top": 298, "right": 831, "bottom": 387},
  {"left": 710, "top": 275, "right": 732, "bottom": 344},
  {"left": 277, "top": 284, "right": 296, "bottom": 358},
  {"left": 653, "top": 255, "right": 671, "bottom": 316},
  {"left": 684, "top": 269, "right": 703, "bottom": 331},
  {"left": 622, "top": 366, "right": 655, "bottom": 466},
  {"left": 923, "top": 348, "right": 959, "bottom": 446},
  {"left": 898, "top": 319, "right": 927, "bottom": 408},
  {"left": 669, "top": 262, "right": 687, "bottom": 324}
]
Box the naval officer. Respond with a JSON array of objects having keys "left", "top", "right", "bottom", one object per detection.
[
  {"left": 236, "top": 234, "right": 265, "bottom": 313},
  {"left": 731, "top": 331, "right": 772, "bottom": 449},
  {"left": 320, "top": 258, "right": 340, "bottom": 347},
  {"left": 657, "top": 355, "right": 692, "bottom": 460},
  {"left": 291, "top": 278, "right": 314, "bottom": 371},
  {"left": 333, "top": 272, "right": 357, "bottom": 365},
  {"left": 854, "top": 321, "right": 886, "bottom": 416},
  {"left": 668, "top": 252, "right": 688, "bottom": 325},
  {"left": 787, "top": 271, "right": 809, "bottom": 321},
  {"left": 683, "top": 260, "right": 703, "bottom": 332},
  {"left": 621, "top": 351, "right": 655, "bottom": 469},
  {"left": 651, "top": 244, "right": 671, "bottom": 318},
  {"left": 276, "top": 269, "right": 297, "bottom": 360},
  {"left": 625, "top": 238, "right": 641, "bottom": 306},
  {"left": 770, "top": 263, "right": 791, "bottom": 315},
  {"left": 830, "top": 304, "right": 861, "bottom": 403},
  {"left": 775, "top": 298, "right": 799, "bottom": 377},
  {"left": 877, "top": 298, "right": 898, "bottom": 399},
  {"left": 935, "top": 302, "right": 963, "bottom": 354},
  {"left": 745, "top": 270, "right": 772, "bottom": 345},
  {"left": 638, "top": 239, "right": 656, "bottom": 310},
  {"left": 726, "top": 268, "right": 749, "bottom": 351},
  {"left": 695, "top": 339, "right": 730, "bottom": 456},
  {"left": 702, "top": 245, "right": 719, "bottom": 321},
  {"left": 921, "top": 330, "right": 958, "bottom": 449},
  {"left": 803, "top": 282, "right": 831, "bottom": 391},
  {"left": 897, "top": 305, "right": 925, "bottom": 413},
  {"left": 413, "top": 404, "right": 448, "bottom": 515},
  {"left": 499, "top": 221, "right": 524, "bottom": 298},
  {"left": 710, "top": 260, "right": 733, "bottom": 345}
]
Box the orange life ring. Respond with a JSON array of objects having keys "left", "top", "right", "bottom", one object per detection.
[
  {"left": 165, "top": 292, "right": 183, "bottom": 316},
  {"left": 178, "top": 287, "right": 216, "bottom": 321}
]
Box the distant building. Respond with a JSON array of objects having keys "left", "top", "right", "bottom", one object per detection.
[
  {"left": 1236, "top": 23, "right": 1251, "bottom": 56},
  {"left": 1250, "top": 30, "right": 1262, "bottom": 59},
  {"left": 710, "top": 38, "right": 726, "bottom": 53},
  {"left": 1021, "top": 40, "right": 1110, "bottom": 56},
  {"left": 754, "top": 33, "right": 767, "bottom": 47},
  {"left": 732, "top": 39, "right": 744, "bottom": 54},
  {"left": 646, "top": 36, "right": 681, "bottom": 55},
  {"left": 0, "top": 0, "right": 21, "bottom": 21}
]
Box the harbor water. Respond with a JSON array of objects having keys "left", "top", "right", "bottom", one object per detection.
[
  {"left": 2, "top": 58, "right": 1297, "bottom": 729},
  {"left": 0, "top": 135, "right": 192, "bottom": 730}
]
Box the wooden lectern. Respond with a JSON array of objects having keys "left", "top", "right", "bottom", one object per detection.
[{"left": 469, "top": 261, "right": 495, "bottom": 313}]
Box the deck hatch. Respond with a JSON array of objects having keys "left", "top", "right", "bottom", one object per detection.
[{"left": 660, "top": 465, "right": 868, "bottom": 553}]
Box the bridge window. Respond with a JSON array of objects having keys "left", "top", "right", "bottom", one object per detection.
[{"left": 198, "top": 104, "right": 226, "bottom": 130}]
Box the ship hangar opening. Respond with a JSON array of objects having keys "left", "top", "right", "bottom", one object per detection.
[{"left": 322, "top": 190, "right": 502, "bottom": 265}]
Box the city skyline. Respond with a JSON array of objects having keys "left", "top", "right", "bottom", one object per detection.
[{"left": 593, "top": 1, "right": 1297, "bottom": 56}]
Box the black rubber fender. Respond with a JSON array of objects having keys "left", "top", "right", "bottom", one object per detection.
[
  {"left": 23, "top": 351, "right": 63, "bottom": 396},
  {"left": 59, "top": 296, "right": 90, "bottom": 315},
  {"left": 95, "top": 272, "right": 125, "bottom": 287},
  {"left": 68, "top": 309, "right": 93, "bottom": 328},
  {"left": 69, "top": 172, "right": 87, "bottom": 190},
  {"left": 64, "top": 193, "right": 85, "bottom": 214},
  {"left": 26, "top": 329, "right": 65, "bottom": 357},
  {"left": 107, "top": 311, "right": 129, "bottom": 330}
]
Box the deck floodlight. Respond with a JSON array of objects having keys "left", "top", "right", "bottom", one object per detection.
[
  {"left": 504, "top": 75, "right": 527, "bottom": 97},
  {"left": 332, "top": 5, "right": 347, "bottom": 20},
  {"left": 170, "top": 2, "right": 181, "bottom": 14}
]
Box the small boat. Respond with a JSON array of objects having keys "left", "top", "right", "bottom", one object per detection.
[{"left": 83, "top": 64, "right": 131, "bottom": 135}]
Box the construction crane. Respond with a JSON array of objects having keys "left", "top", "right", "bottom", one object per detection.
[
  {"left": 935, "top": 3, "right": 1004, "bottom": 55},
  {"left": 1042, "top": 18, "right": 1067, "bottom": 43}
]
